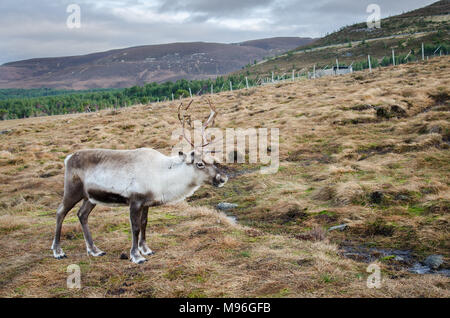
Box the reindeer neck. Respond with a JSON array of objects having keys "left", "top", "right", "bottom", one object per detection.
[{"left": 160, "top": 160, "right": 201, "bottom": 203}]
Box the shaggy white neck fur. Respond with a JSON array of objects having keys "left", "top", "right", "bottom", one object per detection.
[{"left": 158, "top": 158, "right": 204, "bottom": 204}]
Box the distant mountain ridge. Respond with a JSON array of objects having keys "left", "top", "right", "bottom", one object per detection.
[{"left": 0, "top": 37, "right": 315, "bottom": 90}]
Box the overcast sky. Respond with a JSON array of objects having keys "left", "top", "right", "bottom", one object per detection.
[{"left": 0, "top": 0, "right": 437, "bottom": 64}]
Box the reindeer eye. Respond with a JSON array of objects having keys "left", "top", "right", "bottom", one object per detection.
[{"left": 196, "top": 162, "right": 205, "bottom": 169}]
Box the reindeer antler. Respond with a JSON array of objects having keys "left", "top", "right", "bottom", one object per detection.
[
  {"left": 201, "top": 98, "right": 217, "bottom": 147},
  {"left": 177, "top": 98, "right": 218, "bottom": 149},
  {"left": 178, "top": 100, "right": 194, "bottom": 148}
]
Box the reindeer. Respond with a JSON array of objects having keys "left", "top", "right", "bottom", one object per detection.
[{"left": 51, "top": 100, "right": 228, "bottom": 264}]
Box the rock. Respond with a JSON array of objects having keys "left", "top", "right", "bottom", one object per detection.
[
  {"left": 328, "top": 224, "right": 348, "bottom": 231},
  {"left": 217, "top": 202, "right": 238, "bottom": 211},
  {"left": 424, "top": 255, "right": 444, "bottom": 270},
  {"left": 119, "top": 253, "right": 128, "bottom": 260}
]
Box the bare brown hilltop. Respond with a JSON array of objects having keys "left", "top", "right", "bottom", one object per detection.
[{"left": 0, "top": 37, "right": 314, "bottom": 90}]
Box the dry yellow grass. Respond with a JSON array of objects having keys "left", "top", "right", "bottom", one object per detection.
[{"left": 0, "top": 57, "right": 449, "bottom": 298}]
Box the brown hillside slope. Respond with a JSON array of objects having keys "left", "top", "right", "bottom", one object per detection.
[
  {"left": 0, "top": 38, "right": 314, "bottom": 90},
  {"left": 297, "top": 0, "right": 450, "bottom": 49},
  {"left": 240, "top": 1, "right": 449, "bottom": 79},
  {"left": 0, "top": 57, "right": 448, "bottom": 297}
]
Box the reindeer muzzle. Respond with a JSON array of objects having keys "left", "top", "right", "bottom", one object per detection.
[{"left": 213, "top": 174, "right": 228, "bottom": 188}]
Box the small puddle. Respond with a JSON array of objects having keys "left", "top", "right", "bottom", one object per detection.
[
  {"left": 216, "top": 202, "right": 239, "bottom": 225},
  {"left": 340, "top": 245, "right": 449, "bottom": 277},
  {"left": 224, "top": 212, "right": 238, "bottom": 225}
]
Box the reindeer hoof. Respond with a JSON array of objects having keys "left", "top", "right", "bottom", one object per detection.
[
  {"left": 130, "top": 256, "right": 147, "bottom": 264},
  {"left": 140, "top": 250, "right": 155, "bottom": 256},
  {"left": 87, "top": 251, "right": 106, "bottom": 257},
  {"left": 53, "top": 249, "right": 67, "bottom": 259},
  {"left": 139, "top": 245, "right": 155, "bottom": 256}
]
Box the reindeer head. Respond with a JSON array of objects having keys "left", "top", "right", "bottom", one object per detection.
[
  {"left": 178, "top": 150, "right": 228, "bottom": 187},
  {"left": 178, "top": 98, "right": 228, "bottom": 188}
]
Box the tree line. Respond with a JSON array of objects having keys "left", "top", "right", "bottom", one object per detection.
[{"left": 0, "top": 74, "right": 255, "bottom": 120}]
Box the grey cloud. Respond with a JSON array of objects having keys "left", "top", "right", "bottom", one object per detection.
[
  {"left": 157, "top": 0, "right": 275, "bottom": 17},
  {"left": 0, "top": 0, "right": 438, "bottom": 64}
]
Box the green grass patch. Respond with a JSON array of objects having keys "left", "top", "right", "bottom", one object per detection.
[{"left": 407, "top": 205, "right": 425, "bottom": 216}]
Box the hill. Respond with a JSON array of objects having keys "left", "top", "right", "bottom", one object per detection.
[
  {"left": 0, "top": 56, "right": 448, "bottom": 297},
  {"left": 238, "top": 1, "right": 449, "bottom": 79},
  {"left": 301, "top": 0, "right": 450, "bottom": 49},
  {"left": 0, "top": 37, "right": 314, "bottom": 90}
]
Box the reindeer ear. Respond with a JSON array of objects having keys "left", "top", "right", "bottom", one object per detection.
[
  {"left": 188, "top": 151, "right": 195, "bottom": 164},
  {"left": 178, "top": 151, "right": 187, "bottom": 162}
]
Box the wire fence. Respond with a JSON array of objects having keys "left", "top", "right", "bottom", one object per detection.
[
  {"left": 2, "top": 42, "right": 446, "bottom": 120},
  {"left": 155, "top": 42, "right": 448, "bottom": 105}
]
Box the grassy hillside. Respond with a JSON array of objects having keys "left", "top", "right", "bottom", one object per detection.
[
  {"left": 238, "top": 1, "right": 449, "bottom": 79},
  {"left": 302, "top": 0, "right": 449, "bottom": 49},
  {"left": 0, "top": 57, "right": 449, "bottom": 297}
]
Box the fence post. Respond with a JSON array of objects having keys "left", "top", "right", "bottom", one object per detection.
[
  {"left": 368, "top": 55, "right": 372, "bottom": 72},
  {"left": 392, "top": 49, "right": 395, "bottom": 66},
  {"left": 422, "top": 43, "right": 425, "bottom": 61},
  {"left": 230, "top": 81, "right": 233, "bottom": 92},
  {"left": 313, "top": 64, "right": 316, "bottom": 79},
  {"left": 211, "top": 84, "right": 213, "bottom": 95},
  {"left": 272, "top": 72, "right": 274, "bottom": 83},
  {"left": 292, "top": 70, "right": 295, "bottom": 81},
  {"left": 245, "top": 77, "right": 249, "bottom": 89},
  {"left": 172, "top": 93, "right": 174, "bottom": 101},
  {"left": 336, "top": 59, "right": 339, "bottom": 75},
  {"left": 189, "top": 87, "right": 192, "bottom": 98}
]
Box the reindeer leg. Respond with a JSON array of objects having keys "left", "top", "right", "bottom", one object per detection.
[
  {"left": 52, "top": 187, "right": 83, "bottom": 259},
  {"left": 129, "top": 200, "right": 147, "bottom": 264},
  {"left": 78, "top": 200, "right": 105, "bottom": 257},
  {"left": 52, "top": 202, "right": 76, "bottom": 259},
  {"left": 138, "top": 206, "right": 154, "bottom": 256}
]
